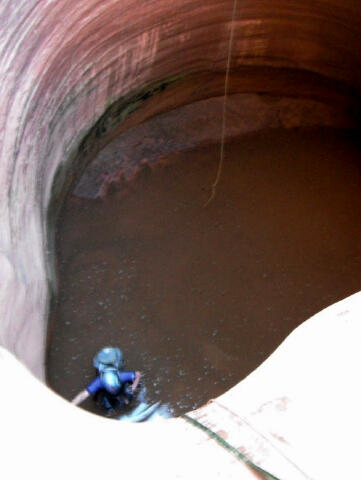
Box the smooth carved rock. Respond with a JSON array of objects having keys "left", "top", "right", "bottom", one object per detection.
[{"left": 0, "top": 2, "right": 360, "bottom": 478}]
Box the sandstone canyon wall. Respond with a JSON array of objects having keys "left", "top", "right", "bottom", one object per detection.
[{"left": 0, "top": 0, "right": 360, "bottom": 381}]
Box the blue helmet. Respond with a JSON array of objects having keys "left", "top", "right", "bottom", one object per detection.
[
  {"left": 93, "top": 347, "right": 123, "bottom": 373},
  {"left": 101, "top": 368, "right": 121, "bottom": 395}
]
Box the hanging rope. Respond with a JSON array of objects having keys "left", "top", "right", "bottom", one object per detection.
[
  {"left": 182, "top": 414, "right": 281, "bottom": 480},
  {"left": 204, "top": 0, "right": 238, "bottom": 207}
]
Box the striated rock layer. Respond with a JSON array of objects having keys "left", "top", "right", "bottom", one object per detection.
[
  {"left": 1, "top": 0, "right": 360, "bottom": 377},
  {"left": 0, "top": 1, "right": 360, "bottom": 478}
]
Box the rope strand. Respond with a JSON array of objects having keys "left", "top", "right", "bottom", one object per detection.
[{"left": 204, "top": 0, "right": 238, "bottom": 207}]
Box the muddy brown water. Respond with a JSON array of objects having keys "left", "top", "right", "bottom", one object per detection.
[{"left": 47, "top": 127, "right": 361, "bottom": 418}]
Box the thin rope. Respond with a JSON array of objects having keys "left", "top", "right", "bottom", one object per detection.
[
  {"left": 182, "top": 414, "right": 281, "bottom": 480},
  {"left": 204, "top": 0, "right": 238, "bottom": 207},
  {"left": 207, "top": 400, "right": 313, "bottom": 480}
]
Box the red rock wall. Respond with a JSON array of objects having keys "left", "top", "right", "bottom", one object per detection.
[{"left": 0, "top": 0, "right": 360, "bottom": 377}]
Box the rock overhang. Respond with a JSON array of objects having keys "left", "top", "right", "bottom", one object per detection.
[
  {"left": 1, "top": 2, "right": 361, "bottom": 478},
  {"left": 0, "top": 0, "right": 360, "bottom": 407}
]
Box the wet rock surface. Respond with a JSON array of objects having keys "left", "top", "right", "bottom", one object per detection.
[
  {"left": 74, "top": 93, "right": 356, "bottom": 199},
  {"left": 47, "top": 127, "right": 361, "bottom": 417}
]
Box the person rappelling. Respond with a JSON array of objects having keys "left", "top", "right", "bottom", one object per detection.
[{"left": 71, "top": 346, "right": 141, "bottom": 412}]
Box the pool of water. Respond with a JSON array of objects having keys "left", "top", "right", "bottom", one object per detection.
[{"left": 47, "top": 127, "right": 361, "bottom": 417}]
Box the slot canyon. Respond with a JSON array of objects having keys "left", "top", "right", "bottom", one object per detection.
[{"left": 0, "top": 1, "right": 360, "bottom": 479}]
